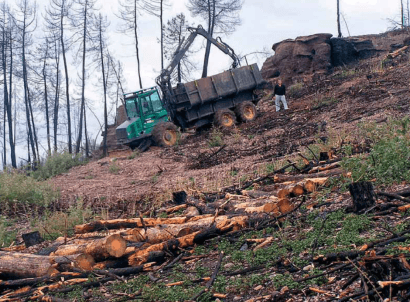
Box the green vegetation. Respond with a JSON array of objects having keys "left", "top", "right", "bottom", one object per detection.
[
  {"left": 333, "top": 68, "right": 357, "bottom": 79},
  {"left": 342, "top": 117, "right": 410, "bottom": 184},
  {"left": 108, "top": 163, "right": 121, "bottom": 174},
  {"left": 127, "top": 150, "right": 141, "bottom": 160},
  {"left": 312, "top": 96, "right": 339, "bottom": 110},
  {"left": 0, "top": 172, "right": 59, "bottom": 211},
  {"left": 31, "top": 151, "right": 84, "bottom": 180},
  {"left": 33, "top": 200, "right": 92, "bottom": 240},
  {"left": 208, "top": 128, "right": 224, "bottom": 147},
  {"left": 0, "top": 217, "right": 16, "bottom": 247},
  {"left": 288, "top": 82, "right": 304, "bottom": 98}
]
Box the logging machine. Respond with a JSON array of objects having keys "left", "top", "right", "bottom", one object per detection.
[{"left": 116, "top": 25, "right": 266, "bottom": 150}]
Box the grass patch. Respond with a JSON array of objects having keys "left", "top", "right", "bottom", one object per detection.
[
  {"left": 333, "top": 69, "right": 357, "bottom": 79},
  {"left": 208, "top": 128, "right": 224, "bottom": 147},
  {"left": 288, "top": 82, "right": 304, "bottom": 98},
  {"left": 342, "top": 117, "right": 410, "bottom": 184},
  {"left": 127, "top": 150, "right": 141, "bottom": 160},
  {"left": 0, "top": 217, "right": 16, "bottom": 247},
  {"left": 33, "top": 200, "right": 92, "bottom": 240},
  {"left": 108, "top": 163, "right": 121, "bottom": 174},
  {"left": 312, "top": 96, "right": 339, "bottom": 110},
  {"left": 31, "top": 151, "right": 84, "bottom": 180},
  {"left": 0, "top": 172, "right": 59, "bottom": 212}
]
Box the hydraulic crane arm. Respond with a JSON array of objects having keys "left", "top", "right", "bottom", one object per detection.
[{"left": 157, "top": 25, "right": 240, "bottom": 86}]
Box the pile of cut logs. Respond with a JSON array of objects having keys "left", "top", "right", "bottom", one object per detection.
[{"left": 0, "top": 156, "right": 344, "bottom": 301}]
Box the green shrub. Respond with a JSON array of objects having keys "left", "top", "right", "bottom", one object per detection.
[
  {"left": 0, "top": 172, "right": 59, "bottom": 210},
  {"left": 109, "top": 163, "right": 120, "bottom": 174},
  {"left": 288, "top": 82, "right": 304, "bottom": 98},
  {"left": 208, "top": 128, "right": 224, "bottom": 147},
  {"left": 31, "top": 152, "right": 84, "bottom": 180},
  {"left": 34, "top": 200, "right": 92, "bottom": 240},
  {"left": 0, "top": 217, "right": 16, "bottom": 247},
  {"left": 342, "top": 118, "right": 410, "bottom": 184},
  {"left": 312, "top": 96, "right": 338, "bottom": 110}
]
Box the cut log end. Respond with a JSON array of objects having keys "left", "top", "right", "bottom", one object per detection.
[
  {"left": 74, "top": 254, "right": 95, "bottom": 271},
  {"left": 106, "top": 234, "right": 127, "bottom": 258}
]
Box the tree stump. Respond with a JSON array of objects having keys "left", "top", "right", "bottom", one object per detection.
[
  {"left": 22, "top": 231, "right": 43, "bottom": 247},
  {"left": 173, "top": 191, "right": 187, "bottom": 204},
  {"left": 349, "top": 182, "right": 376, "bottom": 213},
  {"left": 319, "top": 152, "right": 329, "bottom": 161}
]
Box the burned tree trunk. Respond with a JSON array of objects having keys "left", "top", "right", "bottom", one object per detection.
[{"left": 349, "top": 181, "right": 376, "bottom": 213}]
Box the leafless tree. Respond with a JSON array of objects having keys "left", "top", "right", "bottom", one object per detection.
[
  {"left": 402, "top": 0, "right": 405, "bottom": 28},
  {"left": 337, "top": 0, "right": 342, "bottom": 37},
  {"left": 71, "top": 0, "right": 97, "bottom": 156},
  {"left": 163, "top": 13, "right": 197, "bottom": 83},
  {"left": 187, "top": 0, "right": 242, "bottom": 78},
  {"left": 45, "top": 0, "right": 74, "bottom": 153},
  {"left": 38, "top": 37, "right": 52, "bottom": 154},
  {"left": 0, "top": 2, "right": 17, "bottom": 168},
  {"left": 15, "top": 0, "right": 39, "bottom": 164},
  {"left": 117, "top": 0, "right": 158, "bottom": 89},
  {"left": 94, "top": 13, "right": 110, "bottom": 156}
]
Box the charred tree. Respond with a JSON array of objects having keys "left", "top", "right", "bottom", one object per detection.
[
  {"left": 349, "top": 181, "right": 376, "bottom": 213},
  {"left": 187, "top": 0, "right": 242, "bottom": 78},
  {"left": 45, "top": 0, "right": 73, "bottom": 153}
]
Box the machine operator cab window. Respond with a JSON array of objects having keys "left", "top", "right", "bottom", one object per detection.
[
  {"left": 140, "top": 89, "right": 163, "bottom": 116},
  {"left": 124, "top": 88, "right": 163, "bottom": 120},
  {"left": 125, "top": 98, "right": 139, "bottom": 119}
]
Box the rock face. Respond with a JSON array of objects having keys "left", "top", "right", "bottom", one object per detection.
[
  {"left": 330, "top": 38, "right": 380, "bottom": 66},
  {"left": 261, "top": 33, "right": 333, "bottom": 84},
  {"left": 261, "top": 33, "right": 380, "bottom": 84}
]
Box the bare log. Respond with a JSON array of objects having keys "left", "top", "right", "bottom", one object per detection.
[
  {"left": 51, "top": 234, "right": 127, "bottom": 261},
  {"left": 75, "top": 217, "right": 190, "bottom": 234},
  {"left": 128, "top": 218, "right": 247, "bottom": 266},
  {"left": 0, "top": 251, "right": 92, "bottom": 279}
]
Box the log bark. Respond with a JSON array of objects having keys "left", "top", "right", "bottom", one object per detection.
[
  {"left": 274, "top": 169, "right": 342, "bottom": 183},
  {"left": 51, "top": 234, "right": 127, "bottom": 261},
  {"left": 0, "top": 251, "right": 92, "bottom": 279},
  {"left": 128, "top": 218, "right": 248, "bottom": 266},
  {"left": 308, "top": 162, "right": 340, "bottom": 174},
  {"left": 75, "top": 217, "right": 190, "bottom": 234}
]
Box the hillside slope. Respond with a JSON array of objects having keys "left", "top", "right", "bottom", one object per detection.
[{"left": 50, "top": 38, "right": 410, "bottom": 214}]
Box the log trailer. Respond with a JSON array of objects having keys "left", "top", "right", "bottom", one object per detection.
[{"left": 116, "top": 25, "right": 266, "bottom": 149}]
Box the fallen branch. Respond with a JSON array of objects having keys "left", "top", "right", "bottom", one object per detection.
[{"left": 190, "top": 252, "right": 224, "bottom": 301}]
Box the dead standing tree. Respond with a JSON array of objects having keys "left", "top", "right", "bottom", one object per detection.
[
  {"left": 45, "top": 0, "right": 74, "bottom": 154},
  {"left": 337, "top": 0, "right": 342, "bottom": 37},
  {"left": 72, "top": 0, "right": 97, "bottom": 156},
  {"left": 15, "top": 0, "right": 40, "bottom": 165},
  {"left": 163, "top": 13, "right": 196, "bottom": 83},
  {"left": 116, "top": 0, "right": 161, "bottom": 89},
  {"left": 0, "top": 2, "right": 17, "bottom": 168},
  {"left": 94, "top": 13, "right": 110, "bottom": 157},
  {"left": 187, "top": 0, "right": 242, "bottom": 78}
]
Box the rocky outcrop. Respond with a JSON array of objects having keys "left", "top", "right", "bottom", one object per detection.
[
  {"left": 330, "top": 38, "right": 380, "bottom": 66},
  {"left": 261, "top": 33, "right": 333, "bottom": 84},
  {"left": 261, "top": 33, "right": 380, "bottom": 84}
]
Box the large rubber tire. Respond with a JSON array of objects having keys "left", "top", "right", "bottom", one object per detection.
[
  {"left": 235, "top": 101, "right": 257, "bottom": 122},
  {"left": 214, "top": 109, "right": 236, "bottom": 129},
  {"left": 151, "top": 122, "right": 179, "bottom": 147}
]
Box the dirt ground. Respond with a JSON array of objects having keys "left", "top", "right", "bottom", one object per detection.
[{"left": 50, "top": 51, "right": 410, "bottom": 218}]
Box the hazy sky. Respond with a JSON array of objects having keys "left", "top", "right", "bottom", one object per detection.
[{"left": 97, "top": 0, "right": 402, "bottom": 89}]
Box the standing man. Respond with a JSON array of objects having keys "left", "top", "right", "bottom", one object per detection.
[{"left": 274, "top": 79, "right": 288, "bottom": 112}]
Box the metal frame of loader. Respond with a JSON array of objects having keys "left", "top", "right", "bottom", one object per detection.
[{"left": 115, "top": 25, "right": 266, "bottom": 150}]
